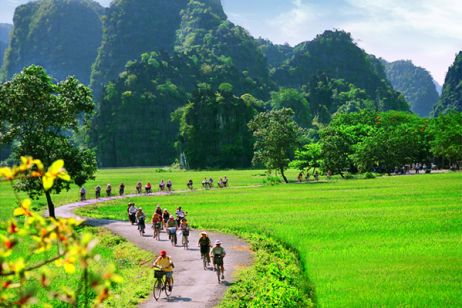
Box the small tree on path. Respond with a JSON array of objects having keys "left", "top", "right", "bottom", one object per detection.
[{"left": 248, "top": 108, "right": 303, "bottom": 183}]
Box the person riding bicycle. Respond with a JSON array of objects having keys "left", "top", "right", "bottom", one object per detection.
[
  {"left": 175, "top": 207, "right": 186, "bottom": 227},
  {"left": 218, "top": 178, "right": 224, "bottom": 188},
  {"left": 198, "top": 231, "right": 211, "bottom": 265},
  {"left": 152, "top": 211, "right": 162, "bottom": 239},
  {"left": 128, "top": 202, "right": 137, "bottom": 225},
  {"left": 187, "top": 179, "right": 193, "bottom": 190},
  {"left": 166, "top": 179, "right": 172, "bottom": 192},
  {"left": 136, "top": 181, "right": 142, "bottom": 194},
  {"left": 106, "top": 184, "right": 112, "bottom": 197},
  {"left": 152, "top": 250, "right": 174, "bottom": 291},
  {"left": 159, "top": 180, "right": 165, "bottom": 192},
  {"left": 202, "top": 178, "right": 208, "bottom": 189},
  {"left": 95, "top": 185, "right": 101, "bottom": 199},
  {"left": 162, "top": 209, "right": 170, "bottom": 229},
  {"left": 208, "top": 177, "right": 214, "bottom": 188},
  {"left": 155, "top": 204, "right": 162, "bottom": 217},
  {"left": 80, "top": 186, "right": 86, "bottom": 201},
  {"left": 119, "top": 183, "right": 125, "bottom": 196},
  {"left": 136, "top": 208, "right": 146, "bottom": 234},
  {"left": 211, "top": 240, "right": 226, "bottom": 279},
  {"left": 223, "top": 176, "right": 228, "bottom": 187},
  {"left": 167, "top": 215, "right": 177, "bottom": 245},
  {"left": 179, "top": 219, "right": 190, "bottom": 243},
  {"left": 145, "top": 182, "right": 152, "bottom": 194}
]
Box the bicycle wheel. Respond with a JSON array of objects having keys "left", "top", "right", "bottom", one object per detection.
[
  {"left": 216, "top": 266, "right": 221, "bottom": 283},
  {"left": 153, "top": 278, "right": 163, "bottom": 301},
  {"left": 165, "top": 276, "right": 173, "bottom": 297},
  {"left": 182, "top": 235, "right": 188, "bottom": 249},
  {"left": 202, "top": 254, "right": 207, "bottom": 270}
]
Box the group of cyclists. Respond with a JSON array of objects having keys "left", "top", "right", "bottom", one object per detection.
[
  {"left": 126, "top": 202, "right": 227, "bottom": 294},
  {"left": 80, "top": 176, "right": 230, "bottom": 201}
]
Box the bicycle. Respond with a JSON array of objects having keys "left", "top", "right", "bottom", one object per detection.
[
  {"left": 167, "top": 228, "right": 177, "bottom": 246},
  {"left": 201, "top": 251, "right": 210, "bottom": 270},
  {"left": 181, "top": 230, "right": 189, "bottom": 250},
  {"left": 152, "top": 267, "right": 173, "bottom": 301},
  {"left": 212, "top": 255, "right": 224, "bottom": 283},
  {"left": 153, "top": 223, "right": 161, "bottom": 241}
]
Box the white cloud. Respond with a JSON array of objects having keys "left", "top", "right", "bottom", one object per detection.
[{"left": 264, "top": 0, "right": 462, "bottom": 83}]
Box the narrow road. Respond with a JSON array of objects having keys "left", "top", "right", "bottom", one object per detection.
[{"left": 55, "top": 193, "right": 252, "bottom": 307}]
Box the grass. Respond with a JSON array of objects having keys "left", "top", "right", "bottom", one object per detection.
[{"left": 77, "top": 172, "right": 462, "bottom": 307}]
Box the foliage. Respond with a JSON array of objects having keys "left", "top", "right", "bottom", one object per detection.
[
  {"left": 90, "top": 0, "right": 187, "bottom": 97},
  {"left": 290, "top": 143, "right": 323, "bottom": 172},
  {"left": 383, "top": 60, "right": 439, "bottom": 117},
  {"left": 0, "top": 65, "right": 97, "bottom": 217},
  {"left": 2, "top": 0, "right": 103, "bottom": 84},
  {"left": 269, "top": 88, "right": 311, "bottom": 128},
  {"left": 273, "top": 30, "right": 409, "bottom": 113},
  {"left": 433, "top": 51, "right": 462, "bottom": 115},
  {"left": 176, "top": 83, "right": 259, "bottom": 169},
  {"left": 220, "top": 233, "right": 312, "bottom": 308},
  {"left": 0, "top": 23, "right": 12, "bottom": 70},
  {"left": 256, "top": 38, "right": 293, "bottom": 69},
  {"left": 0, "top": 157, "right": 120, "bottom": 306},
  {"left": 248, "top": 108, "right": 303, "bottom": 183},
  {"left": 427, "top": 112, "right": 462, "bottom": 164}
]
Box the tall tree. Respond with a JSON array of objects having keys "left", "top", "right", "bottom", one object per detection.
[
  {"left": 428, "top": 112, "right": 462, "bottom": 166},
  {"left": 248, "top": 108, "right": 303, "bottom": 183},
  {"left": 269, "top": 88, "right": 312, "bottom": 128},
  {"left": 0, "top": 65, "right": 97, "bottom": 218}
]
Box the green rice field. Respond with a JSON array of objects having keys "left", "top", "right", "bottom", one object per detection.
[{"left": 75, "top": 171, "right": 462, "bottom": 307}]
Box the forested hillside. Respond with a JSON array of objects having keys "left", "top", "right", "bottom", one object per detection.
[
  {"left": 273, "top": 30, "right": 409, "bottom": 113},
  {"left": 2, "top": 0, "right": 428, "bottom": 168},
  {"left": 90, "top": 0, "right": 189, "bottom": 98},
  {"left": 433, "top": 51, "right": 462, "bottom": 115},
  {"left": 384, "top": 60, "right": 439, "bottom": 117},
  {"left": 0, "top": 24, "right": 13, "bottom": 69},
  {"left": 2, "top": 0, "right": 103, "bottom": 84}
]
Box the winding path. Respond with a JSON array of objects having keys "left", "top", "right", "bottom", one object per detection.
[{"left": 55, "top": 193, "right": 252, "bottom": 307}]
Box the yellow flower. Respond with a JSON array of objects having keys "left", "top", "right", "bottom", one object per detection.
[
  {"left": 14, "top": 199, "right": 33, "bottom": 217},
  {"left": 42, "top": 160, "right": 71, "bottom": 191},
  {"left": 0, "top": 167, "right": 16, "bottom": 180}
]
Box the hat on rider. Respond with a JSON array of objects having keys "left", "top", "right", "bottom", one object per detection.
[
  {"left": 215, "top": 240, "right": 222, "bottom": 245},
  {"left": 160, "top": 250, "right": 167, "bottom": 256},
  {"left": 201, "top": 231, "right": 207, "bottom": 235},
  {"left": 169, "top": 215, "right": 174, "bottom": 219}
]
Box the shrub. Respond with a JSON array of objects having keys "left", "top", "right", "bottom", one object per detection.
[{"left": 364, "top": 172, "right": 376, "bottom": 179}]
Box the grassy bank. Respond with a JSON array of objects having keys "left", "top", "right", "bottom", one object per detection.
[{"left": 77, "top": 172, "right": 462, "bottom": 306}]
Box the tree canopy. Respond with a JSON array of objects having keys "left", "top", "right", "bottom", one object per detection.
[{"left": 0, "top": 65, "right": 97, "bottom": 217}]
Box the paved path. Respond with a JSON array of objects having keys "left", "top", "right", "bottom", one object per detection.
[{"left": 55, "top": 193, "right": 252, "bottom": 308}]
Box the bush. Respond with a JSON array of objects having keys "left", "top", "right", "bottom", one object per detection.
[
  {"left": 220, "top": 233, "right": 313, "bottom": 308},
  {"left": 263, "top": 176, "right": 282, "bottom": 185},
  {"left": 364, "top": 172, "right": 376, "bottom": 179}
]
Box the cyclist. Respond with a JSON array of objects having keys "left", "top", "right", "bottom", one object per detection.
[
  {"left": 152, "top": 211, "right": 162, "bottom": 239},
  {"left": 128, "top": 202, "right": 137, "bottom": 225},
  {"left": 106, "top": 184, "right": 112, "bottom": 197},
  {"left": 202, "top": 178, "right": 208, "bottom": 189},
  {"left": 223, "top": 176, "right": 228, "bottom": 187},
  {"left": 136, "top": 181, "right": 142, "bottom": 194},
  {"left": 80, "top": 186, "right": 86, "bottom": 201},
  {"left": 95, "top": 185, "right": 101, "bottom": 199},
  {"left": 179, "top": 219, "right": 190, "bottom": 247},
  {"left": 166, "top": 179, "right": 172, "bottom": 192},
  {"left": 175, "top": 207, "right": 186, "bottom": 226},
  {"left": 198, "top": 231, "right": 211, "bottom": 266},
  {"left": 218, "top": 178, "right": 224, "bottom": 188},
  {"left": 119, "top": 183, "right": 125, "bottom": 196},
  {"left": 211, "top": 240, "right": 226, "bottom": 279},
  {"left": 155, "top": 204, "right": 163, "bottom": 217},
  {"left": 166, "top": 215, "right": 177, "bottom": 245},
  {"left": 208, "top": 177, "right": 214, "bottom": 188},
  {"left": 187, "top": 179, "right": 193, "bottom": 190},
  {"left": 162, "top": 209, "right": 170, "bottom": 230},
  {"left": 159, "top": 179, "right": 165, "bottom": 192},
  {"left": 137, "top": 208, "right": 146, "bottom": 235},
  {"left": 152, "top": 250, "right": 174, "bottom": 291},
  {"left": 145, "top": 182, "right": 152, "bottom": 194}
]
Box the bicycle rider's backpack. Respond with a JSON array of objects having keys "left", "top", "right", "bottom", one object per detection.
[{"left": 182, "top": 228, "right": 189, "bottom": 236}]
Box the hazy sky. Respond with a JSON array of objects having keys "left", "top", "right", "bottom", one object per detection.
[{"left": 2, "top": 0, "right": 461, "bottom": 84}]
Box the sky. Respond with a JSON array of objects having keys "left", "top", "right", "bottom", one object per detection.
[{"left": 1, "top": 0, "right": 461, "bottom": 84}]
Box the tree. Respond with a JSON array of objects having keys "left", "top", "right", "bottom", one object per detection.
[
  {"left": 248, "top": 108, "right": 303, "bottom": 183},
  {"left": 0, "top": 65, "right": 97, "bottom": 218},
  {"left": 290, "top": 142, "right": 323, "bottom": 172},
  {"left": 269, "top": 88, "right": 311, "bottom": 128},
  {"left": 428, "top": 112, "right": 462, "bottom": 166},
  {"left": 176, "top": 83, "right": 259, "bottom": 169}
]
